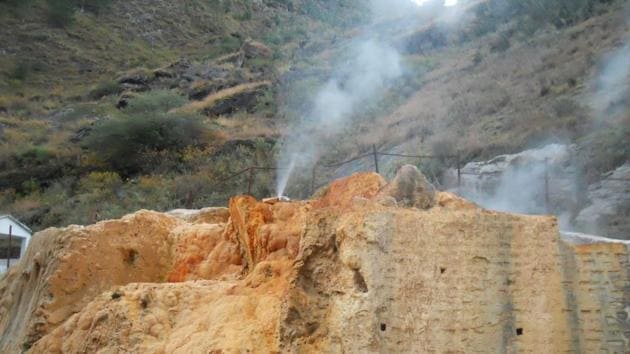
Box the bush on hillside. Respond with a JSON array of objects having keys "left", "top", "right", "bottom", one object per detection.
[
  {"left": 8, "top": 62, "right": 29, "bottom": 81},
  {"left": 46, "top": 0, "right": 76, "bottom": 27},
  {"left": 0, "top": 0, "right": 35, "bottom": 10},
  {"left": 84, "top": 112, "right": 211, "bottom": 175},
  {"left": 78, "top": 171, "right": 123, "bottom": 194},
  {"left": 45, "top": 0, "right": 113, "bottom": 27}
]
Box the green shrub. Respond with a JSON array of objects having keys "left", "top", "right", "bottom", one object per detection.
[
  {"left": 79, "top": 171, "right": 122, "bottom": 194},
  {"left": 44, "top": 0, "right": 113, "bottom": 26},
  {"left": 20, "top": 178, "right": 40, "bottom": 195},
  {"left": 0, "top": 0, "right": 35, "bottom": 11},
  {"left": 84, "top": 112, "right": 211, "bottom": 175},
  {"left": 18, "top": 146, "right": 55, "bottom": 165},
  {"left": 46, "top": 0, "right": 76, "bottom": 27},
  {"left": 8, "top": 62, "right": 29, "bottom": 81}
]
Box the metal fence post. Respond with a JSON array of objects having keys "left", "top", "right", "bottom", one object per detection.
[
  {"left": 311, "top": 165, "right": 317, "bottom": 196},
  {"left": 544, "top": 158, "right": 550, "bottom": 213},
  {"left": 372, "top": 145, "right": 380, "bottom": 174},
  {"left": 456, "top": 151, "right": 461, "bottom": 189},
  {"left": 6, "top": 225, "right": 12, "bottom": 269},
  {"left": 247, "top": 168, "right": 255, "bottom": 196}
]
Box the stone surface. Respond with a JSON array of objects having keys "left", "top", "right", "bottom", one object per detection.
[
  {"left": 575, "top": 163, "right": 630, "bottom": 239},
  {"left": 378, "top": 164, "right": 436, "bottom": 209},
  {"left": 444, "top": 144, "right": 576, "bottom": 215},
  {"left": 0, "top": 171, "right": 628, "bottom": 353},
  {"left": 444, "top": 144, "right": 630, "bottom": 239}
]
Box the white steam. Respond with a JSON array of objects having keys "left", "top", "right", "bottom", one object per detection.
[
  {"left": 453, "top": 144, "right": 577, "bottom": 225},
  {"left": 589, "top": 42, "right": 630, "bottom": 120},
  {"left": 412, "top": 0, "right": 458, "bottom": 7},
  {"left": 276, "top": 19, "right": 403, "bottom": 197}
]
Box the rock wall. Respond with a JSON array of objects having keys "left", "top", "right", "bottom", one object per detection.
[
  {"left": 559, "top": 233, "right": 630, "bottom": 353},
  {"left": 575, "top": 163, "right": 630, "bottom": 238},
  {"left": 0, "top": 170, "right": 628, "bottom": 353},
  {"left": 445, "top": 145, "right": 630, "bottom": 239}
]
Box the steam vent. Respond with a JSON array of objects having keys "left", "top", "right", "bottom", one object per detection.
[{"left": 1, "top": 166, "right": 628, "bottom": 353}]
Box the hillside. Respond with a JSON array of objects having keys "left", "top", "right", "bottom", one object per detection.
[
  {"left": 0, "top": 0, "right": 367, "bottom": 228},
  {"left": 0, "top": 0, "right": 628, "bottom": 238}
]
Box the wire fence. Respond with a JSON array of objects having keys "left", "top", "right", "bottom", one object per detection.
[
  {"left": 210, "top": 145, "right": 629, "bottom": 212},
  {"left": 210, "top": 145, "right": 461, "bottom": 199}
]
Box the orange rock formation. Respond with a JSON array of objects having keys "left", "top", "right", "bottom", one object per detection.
[{"left": 0, "top": 169, "right": 628, "bottom": 353}]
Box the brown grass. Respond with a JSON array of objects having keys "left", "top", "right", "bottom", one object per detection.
[
  {"left": 177, "top": 81, "right": 271, "bottom": 114},
  {"left": 350, "top": 10, "right": 627, "bottom": 160}
]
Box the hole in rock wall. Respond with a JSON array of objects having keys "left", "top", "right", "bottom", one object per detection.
[
  {"left": 440, "top": 267, "right": 446, "bottom": 274},
  {"left": 124, "top": 249, "right": 139, "bottom": 265},
  {"left": 381, "top": 323, "right": 387, "bottom": 331},
  {"left": 516, "top": 328, "right": 524, "bottom": 336},
  {"left": 353, "top": 270, "right": 369, "bottom": 293}
]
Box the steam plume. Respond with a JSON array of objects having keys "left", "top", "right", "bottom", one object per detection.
[{"left": 275, "top": 3, "right": 408, "bottom": 197}]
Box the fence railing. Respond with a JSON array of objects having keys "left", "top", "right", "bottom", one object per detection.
[
  {"left": 213, "top": 145, "right": 461, "bottom": 198},
  {"left": 211, "top": 147, "right": 629, "bottom": 212}
]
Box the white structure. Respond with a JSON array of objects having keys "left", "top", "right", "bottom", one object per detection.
[{"left": 0, "top": 215, "right": 32, "bottom": 273}]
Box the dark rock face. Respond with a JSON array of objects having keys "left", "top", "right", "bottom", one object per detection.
[
  {"left": 117, "top": 70, "right": 152, "bottom": 92},
  {"left": 188, "top": 79, "right": 241, "bottom": 101},
  {"left": 203, "top": 87, "right": 267, "bottom": 117},
  {"left": 576, "top": 163, "right": 630, "bottom": 239}
]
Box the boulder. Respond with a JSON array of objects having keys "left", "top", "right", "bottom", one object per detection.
[
  {"left": 575, "top": 163, "right": 630, "bottom": 239},
  {"left": 116, "top": 69, "right": 151, "bottom": 87},
  {"left": 379, "top": 164, "right": 436, "bottom": 209}
]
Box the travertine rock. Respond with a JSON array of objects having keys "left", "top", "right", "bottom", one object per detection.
[
  {"left": 0, "top": 171, "right": 628, "bottom": 353},
  {"left": 379, "top": 164, "right": 436, "bottom": 209}
]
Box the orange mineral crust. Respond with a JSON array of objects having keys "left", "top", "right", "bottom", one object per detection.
[{"left": 1, "top": 168, "right": 628, "bottom": 353}]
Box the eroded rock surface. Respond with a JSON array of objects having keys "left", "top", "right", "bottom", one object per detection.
[
  {"left": 575, "top": 163, "right": 630, "bottom": 239},
  {"left": 0, "top": 171, "right": 628, "bottom": 353},
  {"left": 379, "top": 164, "right": 436, "bottom": 209}
]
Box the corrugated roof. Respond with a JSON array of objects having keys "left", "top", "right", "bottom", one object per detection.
[{"left": 0, "top": 215, "right": 32, "bottom": 234}]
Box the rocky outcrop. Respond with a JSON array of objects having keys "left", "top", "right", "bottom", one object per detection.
[
  {"left": 379, "top": 164, "right": 436, "bottom": 209},
  {"left": 559, "top": 232, "right": 630, "bottom": 353},
  {"left": 445, "top": 145, "right": 629, "bottom": 239},
  {"left": 0, "top": 171, "right": 628, "bottom": 353},
  {"left": 444, "top": 144, "right": 576, "bottom": 214},
  {"left": 179, "top": 81, "right": 272, "bottom": 117},
  {"left": 575, "top": 163, "right": 630, "bottom": 239}
]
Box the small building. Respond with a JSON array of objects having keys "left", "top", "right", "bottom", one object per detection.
[{"left": 0, "top": 215, "right": 32, "bottom": 273}]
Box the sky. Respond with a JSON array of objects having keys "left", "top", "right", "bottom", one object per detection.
[{"left": 412, "top": 0, "right": 458, "bottom": 6}]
